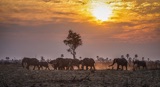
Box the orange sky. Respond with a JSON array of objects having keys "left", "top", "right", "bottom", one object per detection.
[{"left": 0, "top": 0, "right": 160, "bottom": 60}]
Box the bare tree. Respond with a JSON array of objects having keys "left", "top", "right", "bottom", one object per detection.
[{"left": 63, "top": 30, "right": 82, "bottom": 59}]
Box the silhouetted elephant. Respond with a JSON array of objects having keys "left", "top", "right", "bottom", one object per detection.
[
  {"left": 80, "top": 58, "right": 95, "bottom": 70},
  {"left": 70, "top": 58, "right": 80, "bottom": 70},
  {"left": 39, "top": 62, "right": 50, "bottom": 70},
  {"left": 155, "top": 60, "right": 160, "bottom": 69},
  {"left": 109, "top": 58, "right": 128, "bottom": 70},
  {"left": 22, "top": 57, "right": 29, "bottom": 68},
  {"left": 133, "top": 60, "right": 147, "bottom": 70},
  {"left": 50, "top": 59, "right": 58, "bottom": 70},
  {"left": 22, "top": 57, "right": 40, "bottom": 70},
  {"left": 54, "top": 58, "right": 72, "bottom": 70}
]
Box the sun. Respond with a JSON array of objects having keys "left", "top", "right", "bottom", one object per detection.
[{"left": 90, "top": 2, "right": 112, "bottom": 22}]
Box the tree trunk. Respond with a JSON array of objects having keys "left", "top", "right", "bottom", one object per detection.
[
  {"left": 73, "top": 54, "right": 76, "bottom": 59},
  {"left": 73, "top": 49, "right": 76, "bottom": 59}
]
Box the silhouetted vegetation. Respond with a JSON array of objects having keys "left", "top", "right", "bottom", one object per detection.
[{"left": 63, "top": 30, "right": 82, "bottom": 59}]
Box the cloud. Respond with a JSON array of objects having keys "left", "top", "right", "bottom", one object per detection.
[
  {"left": 0, "top": 0, "right": 159, "bottom": 44},
  {"left": 0, "top": 0, "right": 86, "bottom": 26},
  {"left": 111, "top": 20, "right": 160, "bottom": 44}
]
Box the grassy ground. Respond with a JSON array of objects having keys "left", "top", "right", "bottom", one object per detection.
[{"left": 0, "top": 64, "right": 160, "bottom": 87}]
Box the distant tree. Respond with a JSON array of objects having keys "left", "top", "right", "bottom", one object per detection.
[
  {"left": 96, "top": 56, "right": 99, "bottom": 60},
  {"left": 147, "top": 58, "right": 150, "bottom": 61},
  {"left": 79, "top": 57, "right": 82, "bottom": 60},
  {"left": 126, "top": 54, "right": 129, "bottom": 59},
  {"left": 121, "top": 55, "right": 124, "bottom": 58},
  {"left": 135, "top": 54, "right": 138, "bottom": 58},
  {"left": 41, "top": 56, "right": 45, "bottom": 62},
  {"left": 63, "top": 30, "right": 82, "bottom": 59},
  {"left": 134, "top": 54, "right": 138, "bottom": 60},
  {"left": 61, "top": 54, "right": 64, "bottom": 58},
  {"left": 142, "top": 57, "right": 144, "bottom": 61},
  {"left": 6, "top": 57, "right": 10, "bottom": 60}
]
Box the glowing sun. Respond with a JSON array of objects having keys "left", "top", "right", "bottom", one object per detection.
[{"left": 90, "top": 2, "right": 112, "bottom": 22}]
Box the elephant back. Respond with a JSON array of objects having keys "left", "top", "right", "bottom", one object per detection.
[
  {"left": 82, "top": 58, "right": 95, "bottom": 66},
  {"left": 28, "top": 58, "right": 39, "bottom": 65},
  {"left": 71, "top": 58, "right": 80, "bottom": 66}
]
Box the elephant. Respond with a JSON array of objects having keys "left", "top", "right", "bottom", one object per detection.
[
  {"left": 133, "top": 60, "right": 147, "bottom": 70},
  {"left": 109, "top": 58, "right": 128, "bottom": 70},
  {"left": 22, "top": 57, "right": 29, "bottom": 68},
  {"left": 50, "top": 59, "right": 58, "bottom": 70},
  {"left": 70, "top": 58, "right": 80, "bottom": 70},
  {"left": 60, "top": 58, "right": 73, "bottom": 70},
  {"left": 54, "top": 58, "right": 72, "bottom": 70},
  {"left": 50, "top": 58, "right": 80, "bottom": 70},
  {"left": 39, "top": 62, "right": 50, "bottom": 70},
  {"left": 22, "top": 57, "right": 40, "bottom": 70},
  {"left": 155, "top": 60, "right": 160, "bottom": 69},
  {"left": 80, "top": 58, "right": 95, "bottom": 70}
]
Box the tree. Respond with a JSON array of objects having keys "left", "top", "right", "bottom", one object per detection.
[
  {"left": 64, "top": 30, "right": 82, "bottom": 59},
  {"left": 41, "top": 56, "right": 45, "bottom": 62},
  {"left": 126, "top": 54, "right": 129, "bottom": 59},
  {"left": 6, "top": 57, "right": 10, "bottom": 60},
  {"left": 135, "top": 54, "right": 138, "bottom": 58},
  {"left": 134, "top": 54, "right": 138, "bottom": 60},
  {"left": 61, "top": 54, "right": 64, "bottom": 58}
]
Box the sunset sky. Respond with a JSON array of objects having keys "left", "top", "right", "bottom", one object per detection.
[{"left": 0, "top": 0, "right": 160, "bottom": 60}]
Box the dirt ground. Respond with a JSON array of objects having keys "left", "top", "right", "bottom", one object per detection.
[{"left": 0, "top": 64, "right": 160, "bottom": 87}]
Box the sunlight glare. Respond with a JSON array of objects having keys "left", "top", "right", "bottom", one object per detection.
[{"left": 90, "top": 2, "right": 112, "bottom": 22}]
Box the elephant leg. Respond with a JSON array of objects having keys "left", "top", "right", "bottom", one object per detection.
[
  {"left": 143, "top": 66, "right": 146, "bottom": 70},
  {"left": 117, "top": 64, "right": 119, "bottom": 70},
  {"left": 138, "top": 66, "right": 140, "bottom": 70},
  {"left": 66, "top": 66, "right": 69, "bottom": 70},
  {"left": 54, "top": 66, "right": 57, "bottom": 70},
  {"left": 86, "top": 66, "right": 88, "bottom": 70},
  {"left": 41, "top": 66, "right": 43, "bottom": 70},
  {"left": 46, "top": 67, "right": 49, "bottom": 70},
  {"left": 38, "top": 66, "right": 40, "bottom": 70},
  {"left": 90, "top": 66, "right": 92, "bottom": 70},
  {"left": 81, "top": 65, "right": 84, "bottom": 70},
  {"left": 145, "top": 65, "right": 147, "bottom": 69},
  {"left": 122, "top": 66, "right": 123, "bottom": 70},
  {"left": 77, "top": 65, "right": 79, "bottom": 70},
  {"left": 36, "top": 65, "right": 39, "bottom": 70},
  {"left": 33, "top": 66, "right": 36, "bottom": 70},
  {"left": 71, "top": 66, "right": 74, "bottom": 70},
  {"left": 93, "top": 65, "right": 95, "bottom": 70},
  {"left": 45, "top": 67, "right": 47, "bottom": 70},
  {"left": 126, "top": 65, "right": 128, "bottom": 70},
  {"left": 48, "top": 67, "right": 50, "bottom": 70}
]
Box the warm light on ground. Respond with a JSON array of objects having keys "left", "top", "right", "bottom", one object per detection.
[{"left": 90, "top": 2, "right": 112, "bottom": 22}]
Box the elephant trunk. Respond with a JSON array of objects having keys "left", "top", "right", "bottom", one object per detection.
[{"left": 109, "top": 60, "right": 115, "bottom": 67}]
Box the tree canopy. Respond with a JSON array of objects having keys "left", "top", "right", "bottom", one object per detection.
[{"left": 63, "top": 30, "right": 82, "bottom": 59}]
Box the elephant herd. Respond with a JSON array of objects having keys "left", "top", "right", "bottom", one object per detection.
[
  {"left": 22, "top": 57, "right": 155, "bottom": 71},
  {"left": 22, "top": 57, "right": 95, "bottom": 70}
]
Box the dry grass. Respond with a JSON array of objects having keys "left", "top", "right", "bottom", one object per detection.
[{"left": 0, "top": 64, "right": 160, "bottom": 87}]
